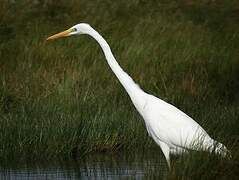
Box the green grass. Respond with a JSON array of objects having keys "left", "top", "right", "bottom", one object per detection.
[{"left": 0, "top": 0, "right": 239, "bottom": 179}]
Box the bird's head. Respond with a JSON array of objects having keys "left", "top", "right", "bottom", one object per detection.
[{"left": 46, "top": 23, "right": 91, "bottom": 41}]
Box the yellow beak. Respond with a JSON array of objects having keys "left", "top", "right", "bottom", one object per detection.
[{"left": 46, "top": 29, "right": 71, "bottom": 41}]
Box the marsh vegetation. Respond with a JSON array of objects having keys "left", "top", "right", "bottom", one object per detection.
[{"left": 0, "top": 0, "right": 239, "bottom": 179}]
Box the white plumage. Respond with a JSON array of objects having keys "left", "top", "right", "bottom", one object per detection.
[{"left": 47, "top": 23, "right": 229, "bottom": 168}]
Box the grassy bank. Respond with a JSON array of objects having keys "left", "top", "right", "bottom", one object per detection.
[{"left": 0, "top": 0, "right": 239, "bottom": 178}]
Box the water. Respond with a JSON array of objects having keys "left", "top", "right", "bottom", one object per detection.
[{"left": 0, "top": 150, "right": 168, "bottom": 179}]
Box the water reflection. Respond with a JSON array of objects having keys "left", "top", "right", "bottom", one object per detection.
[{"left": 0, "top": 150, "right": 168, "bottom": 179}]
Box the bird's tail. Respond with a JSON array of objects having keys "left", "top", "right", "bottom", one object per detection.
[
  {"left": 214, "top": 142, "right": 232, "bottom": 158},
  {"left": 193, "top": 135, "right": 231, "bottom": 158}
]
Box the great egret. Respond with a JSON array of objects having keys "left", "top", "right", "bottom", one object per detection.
[{"left": 47, "top": 23, "right": 229, "bottom": 168}]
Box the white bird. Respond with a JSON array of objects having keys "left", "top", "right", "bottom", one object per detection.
[{"left": 47, "top": 23, "right": 229, "bottom": 168}]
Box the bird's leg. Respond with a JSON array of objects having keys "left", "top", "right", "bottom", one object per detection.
[{"left": 158, "top": 141, "right": 171, "bottom": 170}]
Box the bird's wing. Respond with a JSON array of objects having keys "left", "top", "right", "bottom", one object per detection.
[{"left": 144, "top": 95, "right": 212, "bottom": 150}]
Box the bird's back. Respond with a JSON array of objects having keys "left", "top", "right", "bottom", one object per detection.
[{"left": 140, "top": 94, "right": 215, "bottom": 151}]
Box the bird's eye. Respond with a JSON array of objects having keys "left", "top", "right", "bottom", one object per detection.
[{"left": 71, "top": 28, "right": 77, "bottom": 32}]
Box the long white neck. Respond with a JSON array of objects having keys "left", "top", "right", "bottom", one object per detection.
[{"left": 85, "top": 27, "right": 143, "bottom": 97}]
